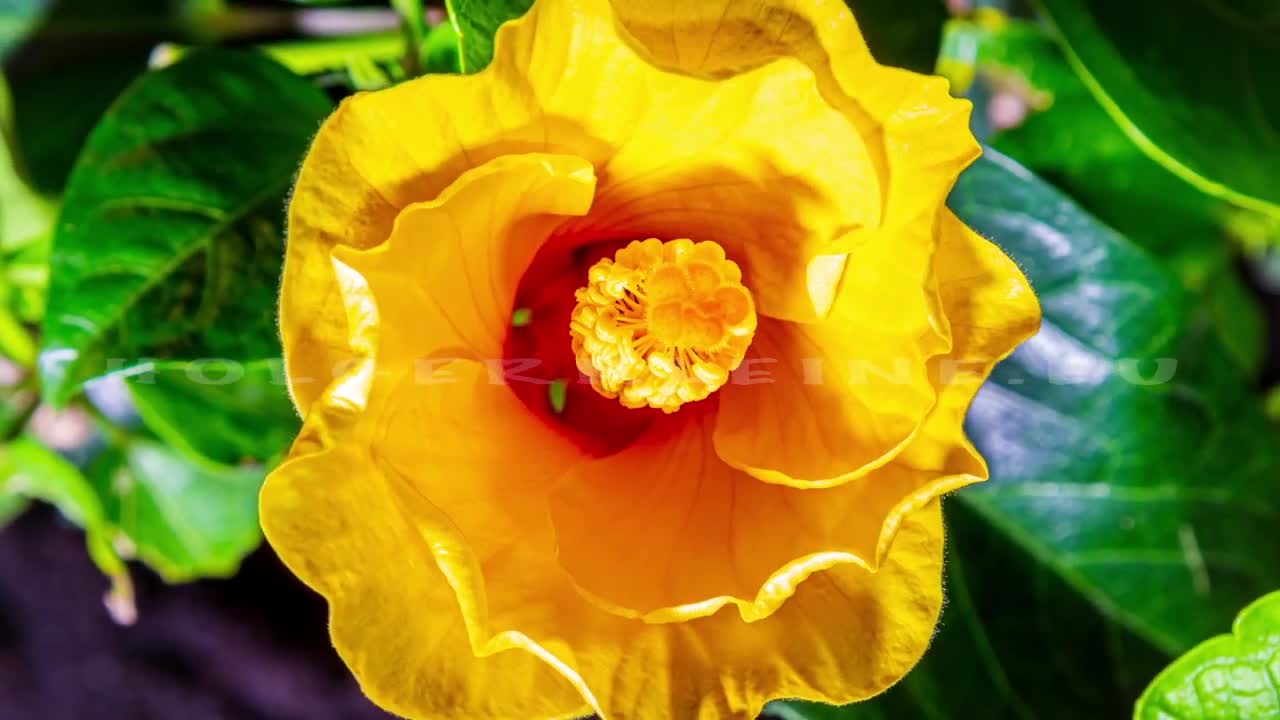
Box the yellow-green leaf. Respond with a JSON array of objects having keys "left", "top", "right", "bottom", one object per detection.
[{"left": 1135, "top": 590, "right": 1280, "bottom": 719}]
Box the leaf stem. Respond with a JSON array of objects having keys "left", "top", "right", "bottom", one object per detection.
[{"left": 153, "top": 31, "right": 407, "bottom": 77}]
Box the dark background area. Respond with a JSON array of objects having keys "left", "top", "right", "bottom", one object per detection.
[{"left": 0, "top": 507, "right": 391, "bottom": 720}]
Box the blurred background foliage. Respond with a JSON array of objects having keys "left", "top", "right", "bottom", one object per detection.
[{"left": 0, "top": 0, "right": 1277, "bottom": 718}]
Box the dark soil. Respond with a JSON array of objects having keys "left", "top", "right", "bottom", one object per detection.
[{"left": 0, "top": 506, "right": 393, "bottom": 720}]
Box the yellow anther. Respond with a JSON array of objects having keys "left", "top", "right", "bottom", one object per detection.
[{"left": 570, "top": 238, "right": 757, "bottom": 413}]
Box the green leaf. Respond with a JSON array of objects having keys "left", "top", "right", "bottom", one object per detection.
[
  {"left": 0, "top": 73, "right": 56, "bottom": 365},
  {"left": 126, "top": 359, "right": 299, "bottom": 468},
  {"left": 6, "top": 0, "right": 210, "bottom": 195},
  {"left": 0, "top": 436, "right": 126, "bottom": 578},
  {"left": 0, "top": 490, "right": 26, "bottom": 526},
  {"left": 231, "top": 32, "right": 407, "bottom": 81},
  {"left": 1034, "top": 0, "right": 1280, "bottom": 219},
  {"left": 1198, "top": 259, "right": 1267, "bottom": 377},
  {"left": 87, "top": 439, "right": 265, "bottom": 582},
  {"left": 1, "top": 429, "right": 264, "bottom": 583},
  {"left": 945, "top": 17, "right": 1267, "bottom": 375},
  {"left": 1135, "top": 590, "right": 1280, "bottom": 719},
  {"left": 952, "top": 150, "right": 1280, "bottom": 655},
  {"left": 844, "top": 0, "right": 948, "bottom": 74},
  {"left": 38, "top": 49, "right": 332, "bottom": 405},
  {"left": 0, "top": 73, "right": 56, "bottom": 255},
  {"left": 422, "top": 18, "right": 461, "bottom": 74},
  {"left": 10, "top": 57, "right": 145, "bottom": 195},
  {"left": 3, "top": 232, "right": 50, "bottom": 325},
  {"left": 978, "top": 19, "right": 1228, "bottom": 259},
  {"left": 446, "top": 0, "right": 531, "bottom": 73}
]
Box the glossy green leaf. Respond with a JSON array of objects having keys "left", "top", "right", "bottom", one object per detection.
[
  {"left": 446, "top": 0, "right": 531, "bottom": 73},
  {"left": 87, "top": 439, "right": 265, "bottom": 582},
  {"left": 126, "top": 359, "right": 299, "bottom": 468},
  {"left": 946, "top": 17, "right": 1266, "bottom": 375},
  {"left": 38, "top": 50, "right": 332, "bottom": 405},
  {"left": 1135, "top": 590, "right": 1280, "bottom": 719},
  {"left": 1034, "top": 0, "right": 1280, "bottom": 219},
  {"left": 953, "top": 150, "right": 1280, "bottom": 654},
  {"left": 845, "top": 0, "right": 948, "bottom": 74}
]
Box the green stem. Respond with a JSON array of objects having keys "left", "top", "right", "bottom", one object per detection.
[
  {"left": 156, "top": 30, "right": 407, "bottom": 77},
  {"left": 2, "top": 391, "right": 38, "bottom": 443},
  {"left": 0, "top": 311, "right": 35, "bottom": 369},
  {"left": 391, "top": 0, "right": 428, "bottom": 74}
]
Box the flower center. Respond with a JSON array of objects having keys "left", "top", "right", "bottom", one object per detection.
[{"left": 570, "top": 238, "right": 757, "bottom": 413}]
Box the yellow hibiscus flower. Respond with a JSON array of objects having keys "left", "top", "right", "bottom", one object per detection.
[{"left": 260, "top": 0, "right": 1041, "bottom": 717}]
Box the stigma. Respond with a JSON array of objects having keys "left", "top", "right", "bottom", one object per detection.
[{"left": 570, "top": 238, "right": 757, "bottom": 413}]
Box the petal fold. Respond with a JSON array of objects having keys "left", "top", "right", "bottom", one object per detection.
[
  {"left": 334, "top": 153, "right": 596, "bottom": 366},
  {"left": 549, "top": 406, "right": 962, "bottom": 624},
  {"left": 895, "top": 209, "right": 1042, "bottom": 474}
]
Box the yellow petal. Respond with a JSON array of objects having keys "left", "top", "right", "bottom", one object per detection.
[
  {"left": 267, "top": 261, "right": 947, "bottom": 716},
  {"left": 282, "top": 0, "right": 884, "bottom": 416},
  {"left": 897, "top": 208, "right": 1042, "bottom": 472},
  {"left": 260, "top": 358, "right": 591, "bottom": 720},
  {"left": 548, "top": 404, "right": 958, "bottom": 625},
  {"left": 704, "top": 209, "right": 1037, "bottom": 584},
  {"left": 607, "top": 0, "right": 979, "bottom": 222},
  {"left": 262, "top": 447, "right": 590, "bottom": 720},
  {"left": 550, "top": 409, "right": 837, "bottom": 621},
  {"left": 532, "top": 504, "right": 946, "bottom": 719},
  {"left": 371, "top": 361, "right": 587, "bottom": 566},
  {"left": 334, "top": 153, "right": 596, "bottom": 366},
  {"left": 713, "top": 217, "right": 952, "bottom": 488},
  {"left": 780, "top": 208, "right": 1041, "bottom": 574},
  {"left": 549, "top": 52, "right": 880, "bottom": 324}
]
